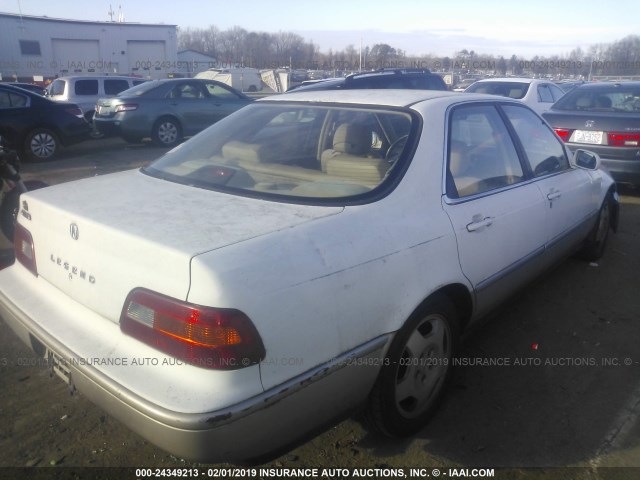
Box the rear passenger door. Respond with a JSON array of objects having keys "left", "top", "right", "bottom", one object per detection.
[
  {"left": 501, "top": 105, "right": 597, "bottom": 261},
  {"left": 442, "top": 104, "right": 547, "bottom": 317}
]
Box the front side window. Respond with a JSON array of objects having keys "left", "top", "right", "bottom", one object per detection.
[
  {"left": 49, "top": 79, "right": 66, "bottom": 96},
  {"left": 502, "top": 105, "right": 569, "bottom": 176},
  {"left": 144, "top": 103, "right": 416, "bottom": 203},
  {"left": 205, "top": 82, "right": 241, "bottom": 99},
  {"left": 447, "top": 104, "right": 524, "bottom": 198}
]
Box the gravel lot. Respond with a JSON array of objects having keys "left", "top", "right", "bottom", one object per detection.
[{"left": 1, "top": 138, "right": 639, "bottom": 479}]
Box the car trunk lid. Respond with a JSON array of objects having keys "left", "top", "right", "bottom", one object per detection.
[{"left": 18, "top": 169, "right": 342, "bottom": 325}]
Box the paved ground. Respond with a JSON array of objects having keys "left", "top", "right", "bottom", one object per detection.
[{"left": 0, "top": 137, "right": 639, "bottom": 479}]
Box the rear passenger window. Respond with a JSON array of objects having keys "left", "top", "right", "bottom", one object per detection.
[
  {"left": 502, "top": 105, "right": 569, "bottom": 177},
  {"left": 74, "top": 80, "right": 99, "bottom": 95},
  {"left": 0, "top": 91, "right": 28, "bottom": 108},
  {"left": 537, "top": 85, "right": 554, "bottom": 103},
  {"left": 448, "top": 105, "right": 524, "bottom": 198},
  {"left": 104, "top": 79, "right": 131, "bottom": 95}
]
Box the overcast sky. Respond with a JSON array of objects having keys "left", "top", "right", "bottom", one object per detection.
[{"left": 4, "top": 0, "right": 639, "bottom": 57}]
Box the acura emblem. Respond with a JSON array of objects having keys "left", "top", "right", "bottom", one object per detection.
[
  {"left": 585, "top": 120, "right": 595, "bottom": 128},
  {"left": 70, "top": 223, "right": 79, "bottom": 240}
]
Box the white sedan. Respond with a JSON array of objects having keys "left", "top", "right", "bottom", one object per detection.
[
  {"left": 0, "top": 89, "right": 618, "bottom": 462},
  {"left": 464, "top": 77, "right": 566, "bottom": 114}
]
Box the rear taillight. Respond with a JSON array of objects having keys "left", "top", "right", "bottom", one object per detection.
[
  {"left": 14, "top": 223, "right": 37, "bottom": 276},
  {"left": 65, "top": 107, "right": 84, "bottom": 118},
  {"left": 554, "top": 128, "right": 571, "bottom": 142},
  {"left": 115, "top": 104, "right": 138, "bottom": 112},
  {"left": 120, "top": 289, "right": 265, "bottom": 370},
  {"left": 607, "top": 132, "right": 640, "bottom": 147}
]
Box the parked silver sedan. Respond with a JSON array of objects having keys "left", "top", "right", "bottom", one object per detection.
[
  {"left": 93, "top": 78, "right": 253, "bottom": 146},
  {"left": 464, "top": 78, "right": 566, "bottom": 115}
]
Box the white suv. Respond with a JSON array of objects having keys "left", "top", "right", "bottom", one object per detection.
[{"left": 46, "top": 76, "right": 146, "bottom": 121}]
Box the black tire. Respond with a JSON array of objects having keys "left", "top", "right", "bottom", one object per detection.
[
  {"left": 151, "top": 117, "right": 182, "bottom": 147},
  {"left": 367, "top": 294, "right": 459, "bottom": 437},
  {"left": 23, "top": 128, "right": 59, "bottom": 161},
  {"left": 579, "top": 195, "right": 611, "bottom": 261}
]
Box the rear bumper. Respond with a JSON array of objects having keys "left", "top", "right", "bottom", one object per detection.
[
  {"left": 600, "top": 158, "right": 640, "bottom": 186},
  {"left": 0, "top": 265, "right": 388, "bottom": 462},
  {"left": 92, "top": 117, "right": 122, "bottom": 137}
]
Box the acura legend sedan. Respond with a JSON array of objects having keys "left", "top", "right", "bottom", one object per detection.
[{"left": 0, "top": 89, "right": 618, "bottom": 462}]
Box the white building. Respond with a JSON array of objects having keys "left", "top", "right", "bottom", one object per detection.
[
  {"left": 0, "top": 12, "right": 178, "bottom": 82},
  {"left": 176, "top": 49, "right": 218, "bottom": 77}
]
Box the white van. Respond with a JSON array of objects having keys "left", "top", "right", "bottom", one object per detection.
[
  {"left": 195, "top": 68, "right": 263, "bottom": 92},
  {"left": 46, "top": 76, "right": 147, "bottom": 121}
]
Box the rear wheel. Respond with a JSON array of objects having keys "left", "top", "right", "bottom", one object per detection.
[
  {"left": 151, "top": 117, "right": 182, "bottom": 147},
  {"left": 367, "top": 294, "right": 459, "bottom": 437},
  {"left": 23, "top": 128, "right": 59, "bottom": 161}
]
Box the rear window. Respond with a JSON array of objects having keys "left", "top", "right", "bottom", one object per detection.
[
  {"left": 349, "top": 74, "right": 446, "bottom": 90},
  {"left": 466, "top": 82, "right": 530, "bottom": 99},
  {"left": 117, "top": 80, "right": 161, "bottom": 97},
  {"left": 552, "top": 84, "right": 640, "bottom": 113},
  {"left": 144, "top": 102, "right": 417, "bottom": 204}
]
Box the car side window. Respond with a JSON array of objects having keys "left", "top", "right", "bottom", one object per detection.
[
  {"left": 447, "top": 105, "right": 524, "bottom": 198},
  {"left": 0, "top": 91, "right": 28, "bottom": 108},
  {"left": 168, "top": 83, "right": 205, "bottom": 99},
  {"left": 502, "top": 105, "right": 569, "bottom": 177},
  {"left": 537, "top": 85, "right": 554, "bottom": 103},
  {"left": 74, "top": 80, "right": 99, "bottom": 95},
  {"left": 104, "top": 79, "right": 131, "bottom": 95},
  {"left": 549, "top": 84, "right": 565, "bottom": 102},
  {"left": 204, "top": 83, "right": 241, "bottom": 99}
]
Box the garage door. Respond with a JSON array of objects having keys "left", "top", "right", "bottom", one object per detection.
[
  {"left": 52, "top": 39, "right": 100, "bottom": 75},
  {"left": 128, "top": 40, "right": 166, "bottom": 79}
]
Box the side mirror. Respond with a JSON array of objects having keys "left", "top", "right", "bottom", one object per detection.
[{"left": 573, "top": 149, "right": 601, "bottom": 170}]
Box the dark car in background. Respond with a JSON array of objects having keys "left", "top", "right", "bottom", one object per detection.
[
  {"left": 0, "top": 83, "right": 91, "bottom": 161},
  {"left": 7, "top": 83, "right": 47, "bottom": 96},
  {"left": 288, "top": 68, "right": 448, "bottom": 92},
  {"left": 543, "top": 82, "right": 640, "bottom": 185},
  {"left": 94, "top": 78, "right": 253, "bottom": 147}
]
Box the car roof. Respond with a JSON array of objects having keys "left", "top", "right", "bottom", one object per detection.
[
  {"left": 570, "top": 81, "right": 640, "bottom": 89},
  {"left": 262, "top": 89, "right": 492, "bottom": 108},
  {"left": 474, "top": 77, "right": 540, "bottom": 84}
]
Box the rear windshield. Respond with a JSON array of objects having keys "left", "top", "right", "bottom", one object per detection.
[
  {"left": 117, "top": 80, "right": 161, "bottom": 97},
  {"left": 144, "top": 102, "right": 417, "bottom": 204},
  {"left": 466, "top": 81, "right": 530, "bottom": 99},
  {"left": 552, "top": 84, "right": 640, "bottom": 113}
]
